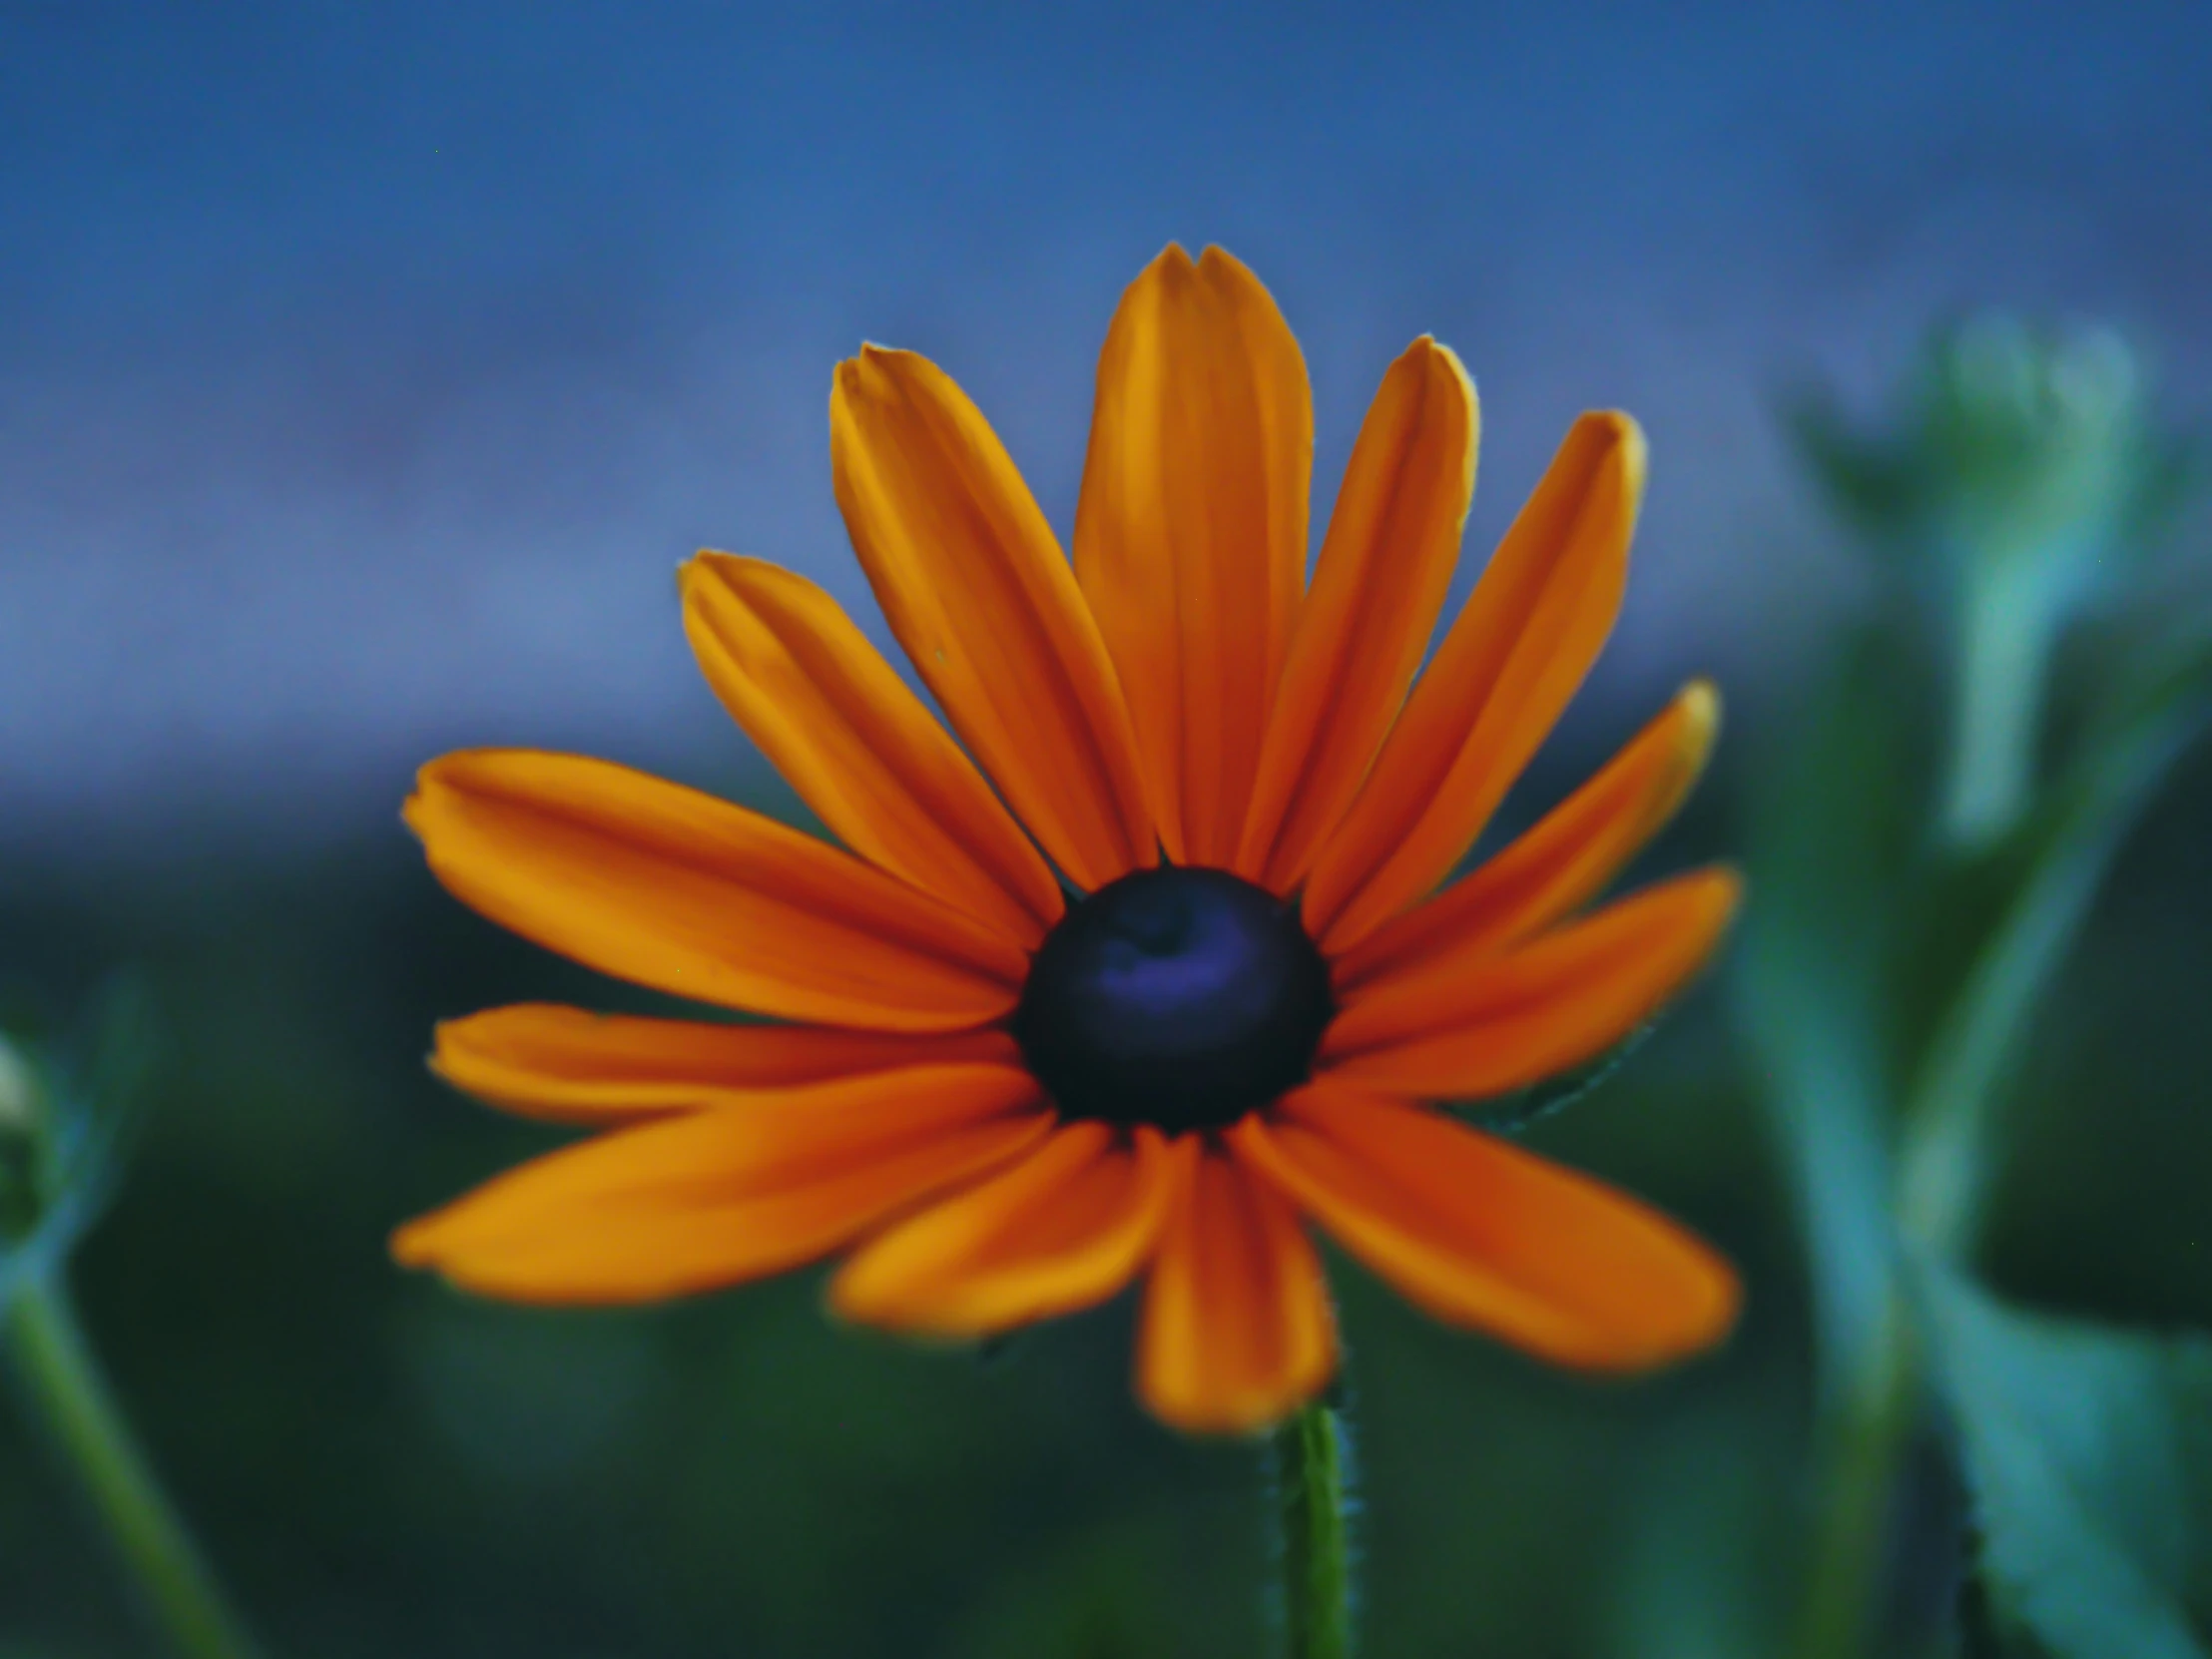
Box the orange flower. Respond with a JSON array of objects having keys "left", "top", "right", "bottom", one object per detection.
[{"left": 393, "top": 247, "right": 1741, "bottom": 1434}]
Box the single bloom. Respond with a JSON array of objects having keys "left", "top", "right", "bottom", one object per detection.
[{"left": 394, "top": 246, "right": 1742, "bottom": 1434}]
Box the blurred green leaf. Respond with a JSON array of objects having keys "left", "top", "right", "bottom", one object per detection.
[
  {"left": 48, "top": 972, "right": 159, "bottom": 1218},
  {"left": 1735, "top": 624, "right": 1921, "bottom": 1376},
  {"left": 1919, "top": 1268, "right": 2212, "bottom": 1659},
  {"left": 2122, "top": 427, "right": 2208, "bottom": 560},
  {"left": 1899, "top": 623, "right": 2212, "bottom": 1253}
]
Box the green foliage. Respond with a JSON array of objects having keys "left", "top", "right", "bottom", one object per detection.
[
  {"left": 1792, "top": 317, "right": 2199, "bottom": 846},
  {"left": 1899, "top": 623, "right": 2212, "bottom": 1253},
  {"left": 1762, "top": 308, "right": 2212, "bottom": 1659},
  {"left": 1920, "top": 1269, "right": 2212, "bottom": 1659},
  {"left": 1790, "top": 318, "right": 2186, "bottom": 586},
  {"left": 1735, "top": 625, "right": 1919, "bottom": 1376},
  {"left": 1, "top": 975, "right": 157, "bottom": 1296}
]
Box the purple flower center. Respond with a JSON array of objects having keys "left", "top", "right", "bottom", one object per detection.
[{"left": 1012, "top": 865, "right": 1334, "bottom": 1132}]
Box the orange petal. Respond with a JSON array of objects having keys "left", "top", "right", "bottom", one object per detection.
[
  {"left": 682, "top": 552, "right": 1064, "bottom": 945},
  {"left": 1236, "top": 337, "right": 1477, "bottom": 891},
  {"left": 1323, "top": 869, "right": 1741, "bottom": 1096},
  {"left": 405, "top": 751, "right": 1027, "bottom": 1032},
  {"left": 1136, "top": 1139, "right": 1336, "bottom": 1434},
  {"left": 830, "top": 1121, "right": 1177, "bottom": 1337},
  {"left": 1235, "top": 1081, "right": 1739, "bottom": 1370},
  {"left": 831, "top": 345, "right": 1155, "bottom": 891},
  {"left": 1074, "top": 246, "right": 1312, "bottom": 866},
  {"left": 433, "top": 1003, "right": 1022, "bottom": 1124},
  {"left": 1305, "top": 413, "right": 1645, "bottom": 949},
  {"left": 1334, "top": 683, "right": 1719, "bottom": 990},
  {"left": 391, "top": 1062, "right": 1051, "bottom": 1303}
]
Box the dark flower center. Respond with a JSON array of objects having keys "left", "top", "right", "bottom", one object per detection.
[{"left": 1011, "top": 865, "right": 1335, "bottom": 1133}]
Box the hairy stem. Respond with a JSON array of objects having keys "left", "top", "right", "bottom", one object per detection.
[{"left": 1272, "top": 1398, "right": 1356, "bottom": 1659}]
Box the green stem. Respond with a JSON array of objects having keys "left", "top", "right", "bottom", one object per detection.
[
  {"left": 3, "top": 1272, "right": 267, "bottom": 1659},
  {"left": 1792, "top": 1288, "right": 1921, "bottom": 1659},
  {"left": 1792, "top": 573, "right": 2187, "bottom": 1658},
  {"left": 1940, "top": 554, "right": 2061, "bottom": 850},
  {"left": 1902, "top": 705, "right": 2188, "bottom": 1258},
  {"left": 1271, "top": 1399, "right": 1355, "bottom": 1659}
]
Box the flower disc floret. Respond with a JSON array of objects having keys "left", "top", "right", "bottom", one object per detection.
[{"left": 1012, "top": 866, "right": 1333, "bottom": 1133}]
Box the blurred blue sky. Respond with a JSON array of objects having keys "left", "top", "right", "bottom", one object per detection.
[{"left": 4, "top": 3, "right": 2209, "bottom": 857}]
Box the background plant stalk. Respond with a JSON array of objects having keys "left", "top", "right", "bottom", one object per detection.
[
  {"left": 3, "top": 1270, "right": 267, "bottom": 1659},
  {"left": 1791, "top": 566, "right": 2194, "bottom": 1658}
]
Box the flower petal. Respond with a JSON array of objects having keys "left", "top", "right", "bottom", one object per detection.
[
  {"left": 1235, "top": 1082, "right": 1739, "bottom": 1370},
  {"left": 1333, "top": 683, "right": 1719, "bottom": 990},
  {"left": 391, "top": 1062, "right": 1051, "bottom": 1302},
  {"left": 1322, "top": 869, "right": 1740, "bottom": 1097},
  {"left": 1235, "top": 337, "right": 1476, "bottom": 892},
  {"left": 830, "top": 1121, "right": 1176, "bottom": 1337},
  {"left": 1074, "top": 245, "right": 1312, "bottom": 866},
  {"left": 1305, "top": 413, "right": 1645, "bottom": 950},
  {"left": 1136, "top": 1139, "right": 1336, "bottom": 1434},
  {"left": 433, "top": 1003, "right": 1022, "bottom": 1124},
  {"left": 405, "top": 751, "right": 1028, "bottom": 1031},
  {"left": 831, "top": 345, "right": 1155, "bottom": 890},
  {"left": 682, "top": 552, "right": 1064, "bottom": 945}
]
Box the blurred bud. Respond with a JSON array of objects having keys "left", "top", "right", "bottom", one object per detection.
[
  {"left": 0, "top": 1034, "right": 40, "bottom": 1138},
  {"left": 1791, "top": 317, "right": 2200, "bottom": 846},
  {"left": 1920, "top": 316, "right": 2162, "bottom": 588},
  {"left": 1796, "top": 316, "right": 2184, "bottom": 593},
  {"left": 0, "top": 979, "right": 157, "bottom": 1262},
  {"left": 1, "top": 1033, "right": 44, "bottom": 1245}
]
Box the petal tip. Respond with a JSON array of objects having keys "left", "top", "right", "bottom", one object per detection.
[
  {"left": 682, "top": 549, "right": 780, "bottom": 611},
  {"left": 403, "top": 750, "right": 491, "bottom": 839},
  {"left": 1680, "top": 676, "right": 1721, "bottom": 726},
  {"left": 1193, "top": 243, "right": 1258, "bottom": 283},
  {"left": 1618, "top": 1250, "right": 1744, "bottom": 1373},
  {"left": 834, "top": 347, "right": 897, "bottom": 401},
  {"left": 400, "top": 766, "right": 454, "bottom": 839},
  {"left": 1683, "top": 867, "right": 1749, "bottom": 963},
  {"left": 388, "top": 1214, "right": 441, "bottom": 1270},
  {"left": 1677, "top": 679, "right": 1723, "bottom": 766},
  {"left": 1705, "top": 864, "right": 1747, "bottom": 919},
  {"left": 1416, "top": 338, "right": 1478, "bottom": 416},
  {"left": 851, "top": 340, "right": 913, "bottom": 372},
  {"left": 821, "top": 1259, "right": 983, "bottom": 1344},
  {"left": 681, "top": 549, "right": 738, "bottom": 587},
  {"left": 1695, "top": 1258, "right": 1747, "bottom": 1347},
  {"left": 821, "top": 1259, "right": 891, "bottom": 1330},
  {"left": 1583, "top": 409, "right": 1649, "bottom": 483}
]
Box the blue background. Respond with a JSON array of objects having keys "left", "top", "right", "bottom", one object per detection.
[{"left": 6, "top": 2, "right": 2209, "bottom": 856}]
